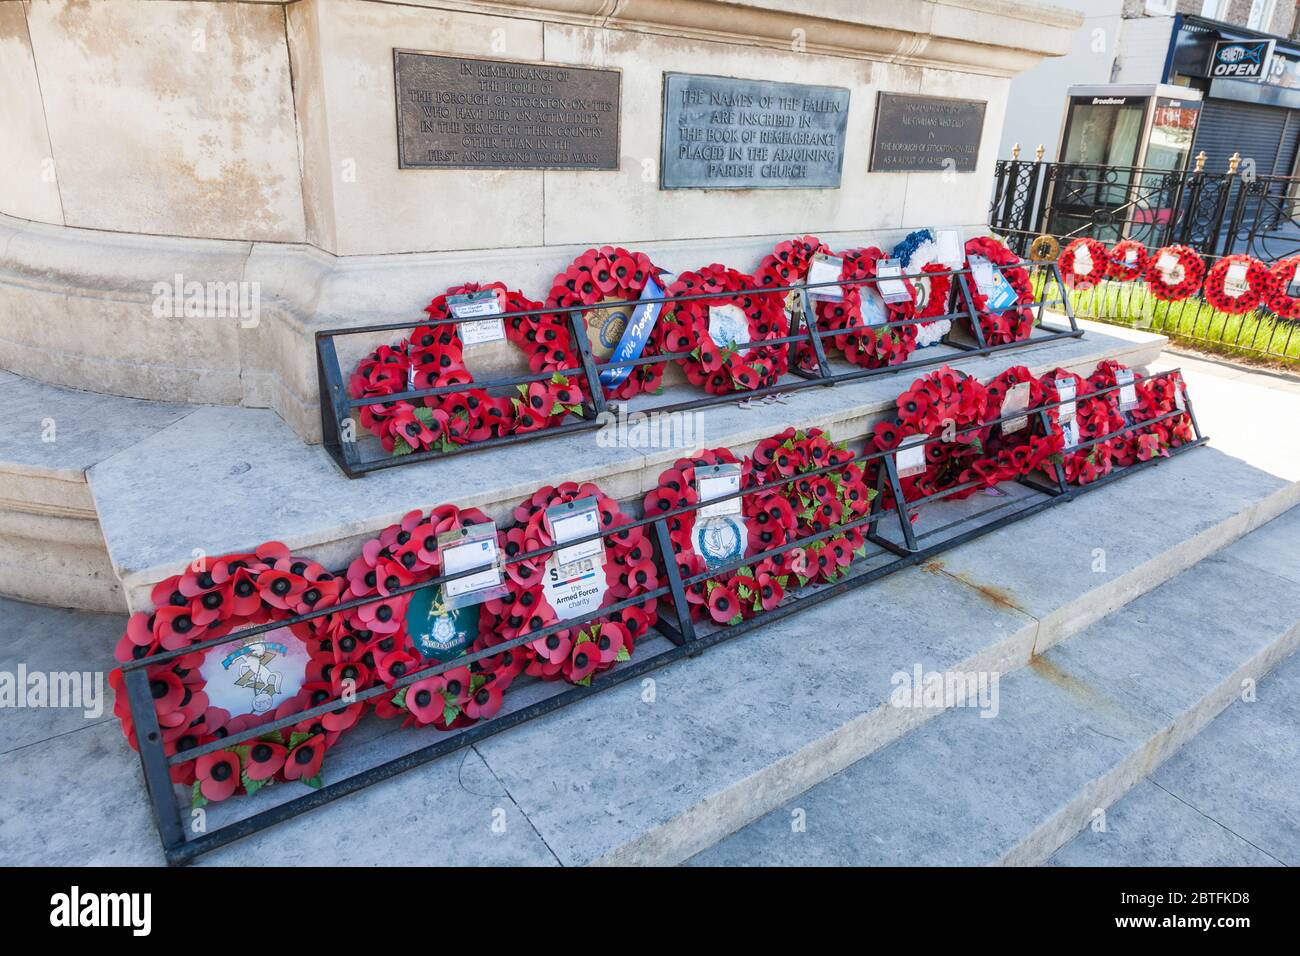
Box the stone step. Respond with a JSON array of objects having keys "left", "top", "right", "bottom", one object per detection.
[
  {"left": 1048, "top": 647, "right": 1300, "bottom": 867},
  {"left": 180, "top": 439, "right": 1298, "bottom": 865},
  {"left": 686, "top": 504, "right": 1300, "bottom": 866},
  {"left": 8, "top": 417, "right": 1298, "bottom": 866},
  {"left": 76, "top": 322, "right": 1163, "bottom": 612}
]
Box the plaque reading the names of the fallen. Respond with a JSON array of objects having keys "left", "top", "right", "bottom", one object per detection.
[
  {"left": 661, "top": 73, "right": 849, "bottom": 189},
  {"left": 870, "top": 92, "right": 986, "bottom": 173},
  {"left": 394, "top": 50, "right": 620, "bottom": 170}
]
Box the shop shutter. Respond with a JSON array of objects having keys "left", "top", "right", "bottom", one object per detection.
[{"left": 1193, "top": 98, "right": 1287, "bottom": 175}]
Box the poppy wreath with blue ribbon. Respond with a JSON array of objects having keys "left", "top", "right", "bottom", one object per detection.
[
  {"left": 1266, "top": 255, "right": 1300, "bottom": 320},
  {"left": 542, "top": 246, "right": 670, "bottom": 402},
  {"left": 108, "top": 542, "right": 356, "bottom": 805},
  {"left": 1106, "top": 240, "right": 1149, "bottom": 281},
  {"left": 962, "top": 236, "right": 1035, "bottom": 345}
]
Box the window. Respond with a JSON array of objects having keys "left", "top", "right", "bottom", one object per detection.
[
  {"left": 1145, "top": 0, "right": 1176, "bottom": 16},
  {"left": 1247, "top": 0, "right": 1278, "bottom": 31},
  {"left": 1200, "top": 1, "right": 1229, "bottom": 20}
]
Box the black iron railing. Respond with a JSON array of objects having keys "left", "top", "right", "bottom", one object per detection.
[
  {"left": 990, "top": 159, "right": 1300, "bottom": 262},
  {"left": 123, "top": 367, "right": 1206, "bottom": 864},
  {"left": 317, "top": 264, "right": 1083, "bottom": 478}
]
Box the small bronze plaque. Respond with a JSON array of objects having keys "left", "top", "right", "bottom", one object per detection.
[
  {"left": 394, "top": 50, "right": 620, "bottom": 170},
  {"left": 870, "top": 93, "right": 987, "bottom": 173}
]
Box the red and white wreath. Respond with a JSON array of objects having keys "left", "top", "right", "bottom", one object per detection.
[
  {"left": 1144, "top": 245, "right": 1205, "bottom": 302},
  {"left": 1266, "top": 255, "right": 1300, "bottom": 320},
  {"left": 1106, "top": 240, "right": 1149, "bottom": 281},
  {"left": 1203, "top": 254, "right": 1269, "bottom": 315},
  {"left": 659, "top": 264, "right": 790, "bottom": 394},
  {"left": 477, "top": 482, "right": 660, "bottom": 686},
  {"left": 109, "top": 542, "right": 357, "bottom": 804},
  {"left": 1058, "top": 237, "right": 1110, "bottom": 288}
]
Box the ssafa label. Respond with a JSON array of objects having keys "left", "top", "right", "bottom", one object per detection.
[{"left": 542, "top": 497, "right": 608, "bottom": 622}]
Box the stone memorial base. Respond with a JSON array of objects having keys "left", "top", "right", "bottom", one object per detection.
[{"left": 1, "top": 0, "right": 1080, "bottom": 444}]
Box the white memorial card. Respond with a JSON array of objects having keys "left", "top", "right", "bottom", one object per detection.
[
  {"left": 696, "top": 463, "right": 743, "bottom": 518},
  {"left": 895, "top": 435, "right": 928, "bottom": 478},
  {"left": 1002, "top": 381, "right": 1031, "bottom": 434},
  {"left": 807, "top": 253, "right": 845, "bottom": 302},
  {"left": 448, "top": 290, "right": 506, "bottom": 346}
]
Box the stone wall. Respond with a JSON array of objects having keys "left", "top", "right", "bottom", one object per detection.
[{"left": 0, "top": 0, "right": 1082, "bottom": 441}]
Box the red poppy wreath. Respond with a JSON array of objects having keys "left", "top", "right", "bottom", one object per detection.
[
  {"left": 643, "top": 431, "right": 872, "bottom": 627},
  {"left": 349, "top": 282, "right": 585, "bottom": 455},
  {"left": 1058, "top": 237, "right": 1110, "bottom": 289},
  {"left": 1202, "top": 254, "right": 1270, "bottom": 315},
  {"left": 477, "top": 482, "right": 660, "bottom": 686},
  {"left": 109, "top": 542, "right": 357, "bottom": 805},
  {"left": 659, "top": 264, "right": 791, "bottom": 394},
  {"left": 1266, "top": 256, "right": 1300, "bottom": 320},
  {"left": 331, "top": 504, "right": 514, "bottom": 730},
  {"left": 1144, "top": 245, "right": 1205, "bottom": 302},
  {"left": 962, "top": 236, "right": 1035, "bottom": 345},
  {"left": 542, "top": 246, "right": 669, "bottom": 401},
  {"left": 1131, "top": 367, "right": 1196, "bottom": 459},
  {"left": 1039, "top": 366, "right": 1122, "bottom": 485},
  {"left": 1106, "top": 240, "right": 1149, "bottom": 282},
  {"left": 977, "top": 365, "right": 1063, "bottom": 487},
  {"left": 867, "top": 365, "right": 993, "bottom": 507},
  {"left": 812, "top": 247, "right": 920, "bottom": 370}
]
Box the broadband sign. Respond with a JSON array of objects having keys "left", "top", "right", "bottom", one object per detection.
[{"left": 1209, "top": 38, "right": 1275, "bottom": 82}]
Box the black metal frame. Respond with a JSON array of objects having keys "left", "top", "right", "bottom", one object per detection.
[
  {"left": 122, "top": 367, "right": 1206, "bottom": 865},
  {"left": 990, "top": 158, "right": 1300, "bottom": 262},
  {"left": 317, "top": 263, "right": 1084, "bottom": 478}
]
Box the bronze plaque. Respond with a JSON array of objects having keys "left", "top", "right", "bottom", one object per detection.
[
  {"left": 660, "top": 73, "right": 850, "bottom": 189},
  {"left": 870, "top": 93, "right": 986, "bottom": 173},
  {"left": 394, "top": 50, "right": 621, "bottom": 170}
]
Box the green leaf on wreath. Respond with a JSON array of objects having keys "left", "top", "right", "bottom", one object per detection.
[
  {"left": 566, "top": 405, "right": 583, "bottom": 417},
  {"left": 443, "top": 702, "right": 459, "bottom": 725},
  {"left": 854, "top": 545, "right": 867, "bottom": 558},
  {"left": 470, "top": 674, "right": 487, "bottom": 692},
  {"left": 302, "top": 774, "right": 324, "bottom": 790},
  {"left": 735, "top": 565, "right": 755, "bottom": 579},
  {"left": 551, "top": 402, "right": 566, "bottom": 416},
  {"left": 576, "top": 674, "right": 593, "bottom": 687},
  {"left": 517, "top": 383, "right": 530, "bottom": 397},
  {"left": 391, "top": 687, "right": 408, "bottom": 710},
  {"left": 737, "top": 584, "right": 754, "bottom": 601},
  {"left": 777, "top": 575, "right": 789, "bottom": 587},
  {"left": 551, "top": 372, "right": 567, "bottom": 385},
  {"left": 796, "top": 574, "right": 809, "bottom": 587},
  {"left": 705, "top": 579, "right": 719, "bottom": 593},
  {"left": 191, "top": 782, "right": 208, "bottom": 810},
  {"left": 615, "top": 645, "right": 631, "bottom": 662},
  {"left": 727, "top": 613, "right": 744, "bottom": 626},
  {"left": 241, "top": 771, "right": 264, "bottom": 798},
  {"left": 260, "top": 730, "right": 285, "bottom": 744},
  {"left": 289, "top": 731, "right": 313, "bottom": 750},
  {"left": 392, "top": 437, "right": 415, "bottom": 456},
  {"left": 413, "top": 407, "right": 436, "bottom": 427}
]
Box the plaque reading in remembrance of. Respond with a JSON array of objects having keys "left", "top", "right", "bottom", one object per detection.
[
  {"left": 660, "top": 73, "right": 850, "bottom": 189},
  {"left": 393, "top": 50, "right": 620, "bottom": 170},
  {"left": 870, "top": 92, "right": 986, "bottom": 173}
]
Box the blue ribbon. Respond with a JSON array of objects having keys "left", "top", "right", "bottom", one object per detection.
[{"left": 600, "top": 275, "right": 666, "bottom": 389}]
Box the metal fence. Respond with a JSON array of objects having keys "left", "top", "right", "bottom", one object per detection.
[
  {"left": 992, "top": 155, "right": 1300, "bottom": 365},
  {"left": 990, "top": 155, "right": 1300, "bottom": 262}
]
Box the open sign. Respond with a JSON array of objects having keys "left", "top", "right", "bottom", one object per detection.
[{"left": 1210, "top": 39, "right": 1275, "bottom": 82}]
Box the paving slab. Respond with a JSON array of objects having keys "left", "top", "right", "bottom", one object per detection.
[
  {"left": 85, "top": 327, "right": 1164, "bottom": 611},
  {"left": 1047, "top": 780, "right": 1283, "bottom": 867},
  {"left": 0, "top": 375, "right": 192, "bottom": 481},
  {"left": 1051, "top": 644, "right": 1300, "bottom": 867},
  {"left": 688, "top": 509, "right": 1300, "bottom": 866},
  {"left": 0, "top": 597, "right": 122, "bottom": 754}
]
